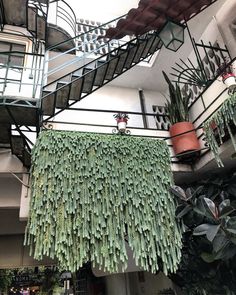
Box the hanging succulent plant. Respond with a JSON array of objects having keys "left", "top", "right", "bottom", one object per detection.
[
  {"left": 203, "top": 92, "right": 236, "bottom": 167},
  {"left": 25, "top": 131, "right": 182, "bottom": 275}
]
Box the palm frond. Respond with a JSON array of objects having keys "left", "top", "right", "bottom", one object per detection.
[{"left": 163, "top": 71, "right": 191, "bottom": 124}]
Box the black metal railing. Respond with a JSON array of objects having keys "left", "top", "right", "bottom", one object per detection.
[
  {"left": 49, "top": 0, "right": 77, "bottom": 38},
  {"left": 0, "top": 0, "right": 5, "bottom": 31},
  {"left": 171, "top": 40, "right": 231, "bottom": 106},
  {"left": 0, "top": 51, "right": 44, "bottom": 99}
]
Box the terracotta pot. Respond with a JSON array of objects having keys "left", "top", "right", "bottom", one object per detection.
[{"left": 170, "top": 122, "right": 200, "bottom": 156}]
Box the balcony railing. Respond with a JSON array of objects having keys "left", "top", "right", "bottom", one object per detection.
[
  {"left": 44, "top": 14, "right": 130, "bottom": 81},
  {"left": 43, "top": 57, "right": 236, "bottom": 166},
  {"left": 48, "top": 0, "right": 77, "bottom": 38},
  {"left": 0, "top": 51, "right": 44, "bottom": 99}
]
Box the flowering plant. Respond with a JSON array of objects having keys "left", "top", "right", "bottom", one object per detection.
[
  {"left": 216, "top": 60, "right": 235, "bottom": 80},
  {"left": 113, "top": 113, "right": 129, "bottom": 121}
]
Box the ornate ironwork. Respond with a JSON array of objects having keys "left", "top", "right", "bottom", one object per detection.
[
  {"left": 152, "top": 105, "right": 170, "bottom": 130},
  {"left": 112, "top": 128, "right": 131, "bottom": 135},
  {"left": 171, "top": 40, "right": 231, "bottom": 105}
]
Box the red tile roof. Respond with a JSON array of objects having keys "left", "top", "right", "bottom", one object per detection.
[{"left": 103, "top": 0, "right": 218, "bottom": 39}]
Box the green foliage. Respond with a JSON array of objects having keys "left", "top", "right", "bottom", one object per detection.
[
  {"left": 40, "top": 267, "right": 60, "bottom": 294},
  {"left": 0, "top": 269, "right": 13, "bottom": 293},
  {"left": 163, "top": 71, "right": 191, "bottom": 125},
  {"left": 25, "top": 131, "right": 182, "bottom": 275},
  {"left": 203, "top": 92, "right": 236, "bottom": 167},
  {"left": 171, "top": 172, "right": 236, "bottom": 294}
]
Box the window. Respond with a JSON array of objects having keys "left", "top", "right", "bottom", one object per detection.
[{"left": 0, "top": 41, "right": 26, "bottom": 67}]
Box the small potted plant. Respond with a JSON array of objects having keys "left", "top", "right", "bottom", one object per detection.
[
  {"left": 216, "top": 60, "right": 236, "bottom": 90},
  {"left": 113, "top": 113, "right": 129, "bottom": 133},
  {"left": 163, "top": 71, "right": 200, "bottom": 159}
]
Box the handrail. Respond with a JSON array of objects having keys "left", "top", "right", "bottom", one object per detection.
[
  {"left": 44, "top": 33, "right": 144, "bottom": 88},
  {"left": 188, "top": 57, "right": 236, "bottom": 109},
  {"left": 0, "top": 0, "right": 5, "bottom": 30},
  {"left": 44, "top": 13, "right": 132, "bottom": 82},
  {"left": 0, "top": 50, "right": 45, "bottom": 99},
  {"left": 45, "top": 37, "right": 127, "bottom": 77},
  {"left": 47, "top": 13, "right": 127, "bottom": 51},
  {"left": 0, "top": 51, "right": 44, "bottom": 57},
  {"left": 54, "top": 0, "right": 76, "bottom": 37}
]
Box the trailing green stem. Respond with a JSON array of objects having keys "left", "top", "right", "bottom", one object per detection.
[
  {"left": 25, "top": 131, "right": 182, "bottom": 274},
  {"left": 203, "top": 93, "right": 236, "bottom": 167}
]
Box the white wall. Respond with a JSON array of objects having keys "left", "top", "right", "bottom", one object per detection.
[
  {"left": 0, "top": 234, "right": 55, "bottom": 269},
  {"left": 0, "top": 177, "right": 21, "bottom": 208},
  {"left": 53, "top": 84, "right": 167, "bottom": 134},
  {"left": 0, "top": 26, "right": 44, "bottom": 99},
  {"left": 106, "top": 271, "right": 181, "bottom": 295},
  {"left": 215, "top": 0, "right": 236, "bottom": 58}
]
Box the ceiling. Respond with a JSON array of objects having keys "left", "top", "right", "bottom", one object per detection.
[
  {"left": 109, "top": 0, "right": 227, "bottom": 92},
  {"left": 66, "top": 0, "right": 140, "bottom": 22}
]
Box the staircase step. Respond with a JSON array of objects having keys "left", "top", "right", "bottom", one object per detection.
[
  {"left": 42, "top": 91, "right": 56, "bottom": 116},
  {"left": 149, "top": 36, "right": 162, "bottom": 54},
  {"left": 141, "top": 35, "right": 157, "bottom": 58},
  {"left": 105, "top": 57, "right": 119, "bottom": 80},
  {"left": 22, "top": 149, "right": 31, "bottom": 168},
  {"left": 73, "top": 69, "right": 83, "bottom": 77},
  {"left": 93, "top": 62, "right": 108, "bottom": 86},
  {"left": 55, "top": 82, "right": 70, "bottom": 108},
  {"left": 37, "top": 15, "right": 46, "bottom": 40},
  {"left": 82, "top": 68, "right": 96, "bottom": 93},
  {"left": 27, "top": 7, "right": 36, "bottom": 33},
  {"left": 11, "top": 135, "right": 24, "bottom": 156},
  {"left": 41, "top": 31, "right": 162, "bottom": 114},
  {"left": 69, "top": 76, "right": 83, "bottom": 100},
  {"left": 124, "top": 44, "right": 138, "bottom": 69},
  {"left": 133, "top": 40, "right": 148, "bottom": 63},
  {"left": 0, "top": 124, "right": 11, "bottom": 144},
  {"left": 114, "top": 50, "right": 129, "bottom": 74}
]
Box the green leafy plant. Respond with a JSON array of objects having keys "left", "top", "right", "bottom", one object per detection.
[
  {"left": 40, "top": 267, "right": 60, "bottom": 295},
  {"left": 0, "top": 269, "right": 13, "bottom": 294},
  {"left": 25, "top": 130, "right": 182, "bottom": 275},
  {"left": 113, "top": 113, "right": 129, "bottom": 121},
  {"left": 170, "top": 172, "right": 236, "bottom": 294},
  {"left": 216, "top": 59, "right": 235, "bottom": 80},
  {"left": 203, "top": 92, "right": 236, "bottom": 167},
  {"left": 163, "top": 71, "right": 191, "bottom": 125}
]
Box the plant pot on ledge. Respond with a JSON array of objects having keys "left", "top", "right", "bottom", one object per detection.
[
  {"left": 170, "top": 121, "right": 200, "bottom": 157},
  {"left": 117, "top": 117, "right": 128, "bottom": 132},
  {"left": 163, "top": 71, "right": 200, "bottom": 161},
  {"left": 222, "top": 73, "right": 236, "bottom": 90},
  {"left": 114, "top": 113, "right": 129, "bottom": 133},
  {"left": 217, "top": 60, "right": 236, "bottom": 91}
]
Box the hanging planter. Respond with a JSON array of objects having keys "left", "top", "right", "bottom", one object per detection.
[
  {"left": 203, "top": 92, "right": 236, "bottom": 167},
  {"left": 25, "top": 131, "right": 183, "bottom": 275}
]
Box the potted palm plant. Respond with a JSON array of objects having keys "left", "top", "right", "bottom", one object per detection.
[{"left": 163, "top": 71, "right": 200, "bottom": 158}]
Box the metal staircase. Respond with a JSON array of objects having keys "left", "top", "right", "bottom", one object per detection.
[
  {"left": 0, "top": 0, "right": 76, "bottom": 50},
  {"left": 27, "top": 0, "right": 49, "bottom": 41},
  {"left": 0, "top": 7, "right": 163, "bottom": 167},
  {"left": 42, "top": 21, "right": 162, "bottom": 118}
]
